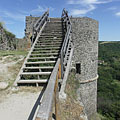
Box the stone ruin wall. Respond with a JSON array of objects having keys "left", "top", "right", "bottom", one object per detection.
[
  {"left": 71, "top": 17, "right": 98, "bottom": 119},
  {"left": 25, "top": 16, "right": 39, "bottom": 48},
  {"left": 0, "top": 25, "right": 16, "bottom": 50}
]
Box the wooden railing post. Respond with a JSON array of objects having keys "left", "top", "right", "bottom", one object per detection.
[{"left": 54, "top": 64, "right": 61, "bottom": 120}]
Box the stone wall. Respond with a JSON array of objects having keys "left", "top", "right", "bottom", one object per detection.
[
  {"left": 71, "top": 17, "right": 98, "bottom": 119},
  {"left": 0, "top": 24, "right": 16, "bottom": 50},
  {"left": 25, "top": 16, "right": 39, "bottom": 48}
]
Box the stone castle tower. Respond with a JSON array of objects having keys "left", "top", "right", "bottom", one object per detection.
[
  {"left": 71, "top": 17, "right": 98, "bottom": 119},
  {"left": 25, "top": 16, "right": 98, "bottom": 119}
]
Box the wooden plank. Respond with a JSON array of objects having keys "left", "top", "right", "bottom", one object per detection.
[
  {"left": 36, "top": 59, "right": 60, "bottom": 120},
  {"left": 25, "top": 61, "right": 56, "bottom": 64},
  {"left": 34, "top": 47, "right": 60, "bottom": 49},
  {"left": 33, "top": 50, "right": 58, "bottom": 53},
  {"left": 17, "top": 79, "right": 48, "bottom": 83},
  {"left": 23, "top": 66, "right": 54, "bottom": 69},
  {"left": 28, "top": 57, "right": 57, "bottom": 60},
  {"left": 21, "top": 72, "right": 51, "bottom": 75},
  {"left": 30, "top": 53, "right": 59, "bottom": 56},
  {"left": 35, "top": 45, "right": 61, "bottom": 47},
  {"left": 54, "top": 71, "right": 60, "bottom": 120}
]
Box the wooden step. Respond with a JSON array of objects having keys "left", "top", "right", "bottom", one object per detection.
[
  {"left": 41, "top": 34, "right": 62, "bottom": 36},
  {"left": 17, "top": 79, "right": 48, "bottom": 83},
  {"left": 30, "top": 54, "right": 58, "bottom": 57},
  {"left": 36, "top": 41, "right": 62, "bottom": 44},
  {"left": 37, "top": 41, "right": 62, "bottom": 44},
  {"left": 31, "top": 53, "right": 58, "bottom": 55},
  {"left": 23, "top": 66, "right": 54, "bottom": 69},
  {"left": 34, "top": 47, "right": 60, "bottom": 50},
  {"left": 39, "top": 36, "right": 62, "bottom": 38},
  {"left": 21, "top": 72, "right": 51, "bottom": 75},
  {"left": 36, "top": 42, "right": 62, "bottom": 44},
  {"left": 28, "top": 57, "right": 57, "bottom": 60},
  {"left": 25, "top": 61, "right": 56, "bottom": 64},
  {"left": 42, "top": 31, "right": 63, "bottom": 33},
  {"left": 32, "top": 50, "right": 59, "bottom": 52},
  {"left": 34, "top": 45, "right": 61, "bottom": 47}
]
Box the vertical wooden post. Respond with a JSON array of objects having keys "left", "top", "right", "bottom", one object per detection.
[
  {"left": 58, "top": 63, "right": 61, "bottom": 79},
  {"left": 54, "top": 64, "right": 60, "bottom": 120}
]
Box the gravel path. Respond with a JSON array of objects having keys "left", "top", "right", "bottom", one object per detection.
[{"left": 0, "top": 91, "right": 40, "bottom": 120}]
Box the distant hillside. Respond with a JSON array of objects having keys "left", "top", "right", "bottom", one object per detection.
[{"left": 98, "top": 41, "right": 120, "bottom": 119}]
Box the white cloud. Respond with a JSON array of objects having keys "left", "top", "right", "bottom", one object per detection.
[
  {"left": 30, "top": 5, "right": 47, "bottom": 14},
  {"left": 0, "top": 10, "right": 25, "bottom": 22},
  {"left": 108, "top": 6, "right": 117, "bottom": 10},
  {"left": 30, "top": 5, "right": 54, "bottom": 14},
  {"left": 19, "top": 5, "right": 54, "bottom": 16},
  {"left": 115, "top": 12, "right": 120, "bottom": 16},
  {"left": 71, "top": 5, "right": 95, "bottom": 16},
  {"left": 0, "top": 5, "right": 54, "bottom": 22},
  {"left": 68, "top": 0, "right": 112, "bottom": 5},
  {"left": 68, "top": 0, "right": 113, "bottom": 16}
]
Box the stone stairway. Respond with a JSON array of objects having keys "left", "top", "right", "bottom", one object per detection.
[{"left": 15, "top": 18, "right": 64, "bottom": 86}]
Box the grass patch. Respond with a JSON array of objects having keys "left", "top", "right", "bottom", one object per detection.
[
  {"left": 59, "top": 72, "right": 83, "bottom": 120},
  {"left": 0, "top": 50, "right": 28, "bottom": 57}
]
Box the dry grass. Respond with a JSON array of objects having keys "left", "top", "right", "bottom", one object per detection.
[{"left": 59, "top": 72, "right": 84, "bottom": 120}]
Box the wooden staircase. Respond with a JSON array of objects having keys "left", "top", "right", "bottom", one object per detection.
[{"left": 14, "top": 18, "right": 64, "bottom": 86}]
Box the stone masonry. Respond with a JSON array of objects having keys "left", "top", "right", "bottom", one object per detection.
[
  {"left": 0, "top": 24, "right": 16, "bottom": 50},
  {"left": 71, "top": 17, "right": 98, "bottom": 119},
  {"left": 25, "top": 16, "right": 39, "bottom": 48}
]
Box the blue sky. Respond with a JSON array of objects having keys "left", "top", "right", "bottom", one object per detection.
[{"left": 0, "top": 0, "right": 120, "bottom": 41}]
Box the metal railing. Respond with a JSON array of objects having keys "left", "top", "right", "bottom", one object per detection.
[
  {"left": 35, "top": 9, "right": 72, "bottom": 120},
  {"left": 32, "top": 9, "right": 49, "bottom": 45}
]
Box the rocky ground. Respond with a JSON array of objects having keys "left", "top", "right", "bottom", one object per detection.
[{"left": 0, "top": 51, "right": 43, "bottom": 120}]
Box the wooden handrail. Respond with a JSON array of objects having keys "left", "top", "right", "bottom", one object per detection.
[
  {"left": 60, "top": 9, "right": 72, "bottom": 79},
  {"left": 35, "top": 58, "right": 61, "bottom": 120},
  {"left": 32, "top": 9, "right": 49, "bottom": 45},
  {"left": 35, "top": 9, "right": 72, "bottom": 120}
]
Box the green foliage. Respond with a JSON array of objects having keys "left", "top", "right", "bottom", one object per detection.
[
  {"left": 98, "top": 41, "right": 120, "bottom": 120},
  {"left": 0, "top": 22, "right": 4, "bottom": 28},
  {"left": 4, "top": 29, "right": 15, "bottom": 38}
]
